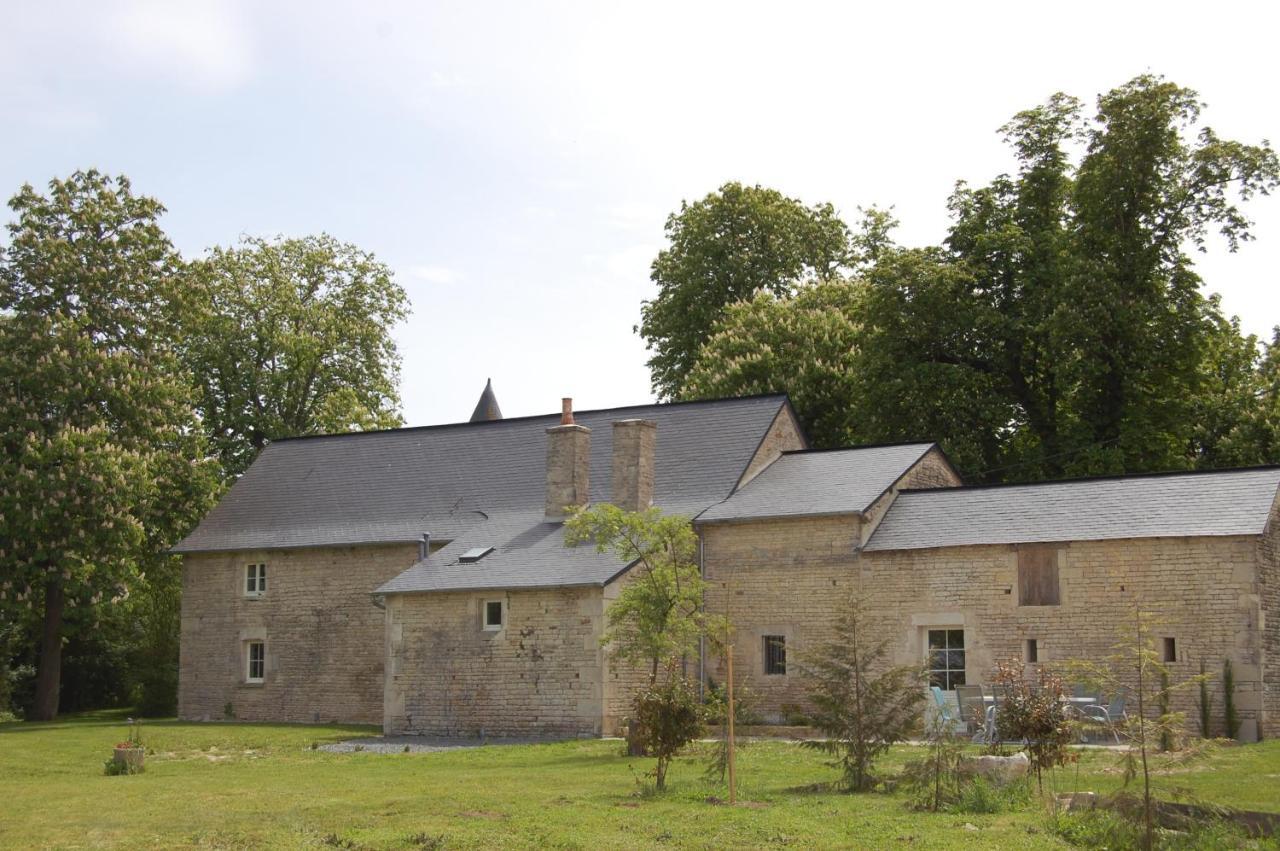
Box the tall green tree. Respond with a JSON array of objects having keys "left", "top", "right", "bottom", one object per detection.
[
  {"left": 0, "top": 171, "right": 219, "bottom": 720},
  {"left": 638, "top": 182, "right": 852, "bottom": 399},
  {"left": 720, "top": 76, "right": 1278, "bottom": 481},
  {"left": 185, "top": 235, "right": 410, "bottom": 476},
  {"left": 683, "top": 281, "right": 864, "bottom": 447}
]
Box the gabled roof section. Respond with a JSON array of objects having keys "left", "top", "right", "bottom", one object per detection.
[
  {"left": 864, "top": 466, "right": 1280, "bottom": 552},
  {"left": 175, "top": 394, "right": 789, "bottom": 555},
  {"left": 696, "top": 442, "right": 937, "bottom": 524}
]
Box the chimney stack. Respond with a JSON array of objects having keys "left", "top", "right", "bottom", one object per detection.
[
  {"left": 545, "top": 397, "right": 591, "bottom": 521},
  {"left": 611, "top": 419, "right": 657, "bottom": 513}
]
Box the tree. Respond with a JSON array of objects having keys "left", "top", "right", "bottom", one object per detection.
[
  {"left": 564, "top": 505, "right": 717, "bottom": 683},
  {"left": 0, "top": 171, "right": 219, "bottom": 720},
  {"left": 185, "top": 235, "right": 409, "bottom": 476},
  {"left": 684, "top": 280, "right": 865, "bottom": 447},
  {"left": 564, "top": 504, "right": 722, "bottom": 783},
  {"left": 1067, "top": 603, "right": 1208, "bottom": 851},
  {"left": 800, "top": 590, "right": 926, "bottom": 792},
  {"left": 669, "top": 77, "right": 1278, "bottom": 481},
  {"left": 639, "top": 182, "right": 852, "bottom": 400}
]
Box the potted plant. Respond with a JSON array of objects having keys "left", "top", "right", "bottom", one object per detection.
[{"left": 109, "top": 717, "right": 145, "bottom": 774}]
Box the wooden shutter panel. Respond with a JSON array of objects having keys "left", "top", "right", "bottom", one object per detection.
[{"left": 1018, "top": 547, "right": 1060, "bottom": 606}]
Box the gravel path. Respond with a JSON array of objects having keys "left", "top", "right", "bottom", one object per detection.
[{"left": 318, "top": 735, "right": 568, "bottom": 754}]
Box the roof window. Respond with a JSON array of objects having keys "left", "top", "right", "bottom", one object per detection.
[{"left": 459, "top": 546, "right": 495, "bottom": 563}]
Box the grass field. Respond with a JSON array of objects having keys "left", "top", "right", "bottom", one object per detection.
[{"left": 2, "top": 711, "right": 1278, "bottom": 849}]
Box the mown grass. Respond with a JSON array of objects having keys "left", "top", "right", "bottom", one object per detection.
[{"left": 1, "top": 710, "right": 1277, "bottom": 849}]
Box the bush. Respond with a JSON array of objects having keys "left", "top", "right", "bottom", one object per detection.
[
  {"left": 800, "top": 591, "right": 926, "bottom": 792},
  {"left": 632, "top": 674, "right": 705, "bottom": 791},
  {"left": 992, "top": 659, "right": 1076, "bottom": 789}
]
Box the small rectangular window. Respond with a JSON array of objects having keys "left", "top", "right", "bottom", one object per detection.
[
  {"left": 246, "top": 641, "right": 265, "bottom": 683},
  {"left": 1026, "top": 639, "right": 1039, "bottom": 664},
  {"left": 245, "top": 563, "right": 267, "bottom": 596},
  {"left": 763, "top": 635, "right": 787, "bottom": 675},
  {"left": 927, "top": 628, "right": 966, "bottom": 690},
  {"left": 1162, "top": 637, "right": 1176, "bottom": 663},
  {"left": 1018, "top": 547, "right": 1060, "bottom": 606},
  {"left": 483, "top": 600, "right": 504, "bottom": 631}
]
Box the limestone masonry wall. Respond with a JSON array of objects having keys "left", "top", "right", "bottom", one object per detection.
[
  {"left": 1258, "top": 493, "right": 1280, "bottom": 738},
  {"left": 179, "top": 543, "right": 420, "bottom": 724},
  {"left": 737, "top": 406, "right": 806, "bottom": 487},
  {"left": 385, "top": 586, "right": 607, "bottom": 736},
  {"left": 704, "top": 515, "right": 1267, "bottom": 738}
]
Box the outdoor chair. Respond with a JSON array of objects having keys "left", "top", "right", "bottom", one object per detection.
[
  {"left": 1081, "top": 692, "right": 1128, "bottom": 744},
  {"left": 954, "top": 684, "right": 985, "bottom": 738},
  {"left": 929, "top": 686, "right": 967, "bottom": 735}
]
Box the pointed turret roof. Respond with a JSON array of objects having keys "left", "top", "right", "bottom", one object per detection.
[{"left": 469, "top": 378, "right": 503, "bottom": 422}]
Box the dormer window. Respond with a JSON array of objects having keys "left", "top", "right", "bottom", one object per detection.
[{"left": 245, "top": 563, "right": 267, "bottom": 597}]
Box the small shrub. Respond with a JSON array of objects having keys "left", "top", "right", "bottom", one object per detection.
[
  {"left": 1223, "top": 658, "right": 1240, "bottom": 740},
  {"left": 702, "top": 677, "right": 757, "bottom": 783},
  {"left": 779, "top": 703, "right": 812, "bottom": 727},
  {"left": 899, "top": 712, "right": 965, "bottom": 811},
  {"left": 1196, "top": 659, "right": 1213, "bottom": 739},
  {"left": 951, "top": 777, "right": 1031, "bottom": 814},
  {"left": 632, "top": 674, "right": 705, "bottom": 791},
  {"left": 223, "top": 701, "right": 236, "bottom": 720},
  {"left": 800, "top": 591, "right": 926, "bottom": 792},
  {"left": 992, "top": 660, "right": 1076, "bottom": 789}
]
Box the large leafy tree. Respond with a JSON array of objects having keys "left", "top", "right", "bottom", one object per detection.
[
  {"left": 638, "top": 182, "right": 853, "bottom": 399},
  {"left": 683, "top": 280, "right": 866, "bottom": 448},
  {"left": 693, "top": 77, "right": 1277, "bottom": 481},
  {"left": 185, "top": 235, "right": 410, "bottom": 476},
  {"left": 0, "top": 171, "right": 219, "bottom": 720}
]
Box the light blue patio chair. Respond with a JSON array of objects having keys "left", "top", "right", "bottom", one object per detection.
[
  {"left": 929, "top": 686, "right": 967, "bottom": 736},
  {"left": 1082, "top": 692, "right": 1128, "bottom": 744}
]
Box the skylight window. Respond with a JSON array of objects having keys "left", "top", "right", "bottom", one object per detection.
[{"left": 459, "top": 546, "right": 495, "bottom": 564}]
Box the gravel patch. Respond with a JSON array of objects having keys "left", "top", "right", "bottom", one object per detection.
[{"left": 317, "top": 735, "right": 565, "bottom": 754}]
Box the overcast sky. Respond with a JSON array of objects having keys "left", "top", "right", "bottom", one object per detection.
[{"left": 3, "top": 1, "right": 1277, "bottom": 427}]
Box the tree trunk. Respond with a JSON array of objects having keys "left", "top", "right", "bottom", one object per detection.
[{"left": 32, "top": 578, "right": 65, "bottom": 721}]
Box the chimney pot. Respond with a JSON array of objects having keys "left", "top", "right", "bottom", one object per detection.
[{"left": 561, "top": 397, "right": 574, "bottom": 425}]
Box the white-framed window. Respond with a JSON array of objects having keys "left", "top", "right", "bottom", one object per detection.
[
  {"left": 482, "top": 599, "right": 504, "bottom": 631},
  {"left": 246, "top": 640, "right": 265, "bottom": 683},
  {"left": 762, "top": 635, "right": 787, "bottom": 675},
  {"left": 927, "top": 628, "right": 966, "bottom": 691},
  {"left": 245, "top": 563, "right": 267, "bottom": 597}
]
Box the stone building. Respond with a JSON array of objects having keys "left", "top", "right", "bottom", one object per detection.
[{"left": 175, "top": 386, "right": 1280, "bottom": 740}]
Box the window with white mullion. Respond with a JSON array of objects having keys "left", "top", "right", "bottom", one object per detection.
[
  {"left": 246, "top": 641, "right": 265, "bottom": 683},
  {"left": 245, "top": 563, "right": 267, "bottom": 596}
]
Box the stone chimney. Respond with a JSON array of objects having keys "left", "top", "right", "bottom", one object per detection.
[
  {"left": 545, "top": 397, "right": 591, "bottom": 521},
  {"left": 611, "top": 419, "right": 657, "bottom": 512}
]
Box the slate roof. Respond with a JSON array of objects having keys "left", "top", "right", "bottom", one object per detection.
[
  {"left": 176, "top": 394, "right": 795, "bottom": 591},
  {"left": 864, "top": 467, "right": 1280, "bottom": 552},
  {"left": 696, "top": 443, "right": 938, "bottom": 524}
]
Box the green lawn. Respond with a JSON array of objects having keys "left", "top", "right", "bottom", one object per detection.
[{"left": 1, "top": 711, "right": 1278, "bottom": 849}]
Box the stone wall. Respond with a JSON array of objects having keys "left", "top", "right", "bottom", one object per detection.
[
  {"left": 861, "top": 447, "right": 961, "bottom": 545},
  {"left": 1258, "top": 492, "right": 1280, "bottom": 738},
  {"left": 737, "top": 405, "right": 806, "bottom": 487},
  {"left": 384, "top": 586, "right": 607, "bottom": 736},
  {"left": 703, "top": 516, "right": 1268, "bottom": 738},
  {"left": 178, "top": 543, "right": 420, "bottom": 724}
]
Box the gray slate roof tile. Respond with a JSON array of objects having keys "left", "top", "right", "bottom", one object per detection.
[
  {"left": 696, "top": 443, "right": 936, "bottom": 523},
  {"left": 177, "top": 395, "right": 791, "bottom": 591},
  {"left": 864, "top": 467, "right": 1280, "bottom": 552}
]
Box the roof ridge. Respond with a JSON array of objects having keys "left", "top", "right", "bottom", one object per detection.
[
  {"left": 271, "top": 393, "right": 789, "bottom": 444},
  {"left": 781, "top": 440, "right": 936, "bottom": 455},
  {"left": 896, "top": 463, "right": 1280, "bottom": 495}
]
